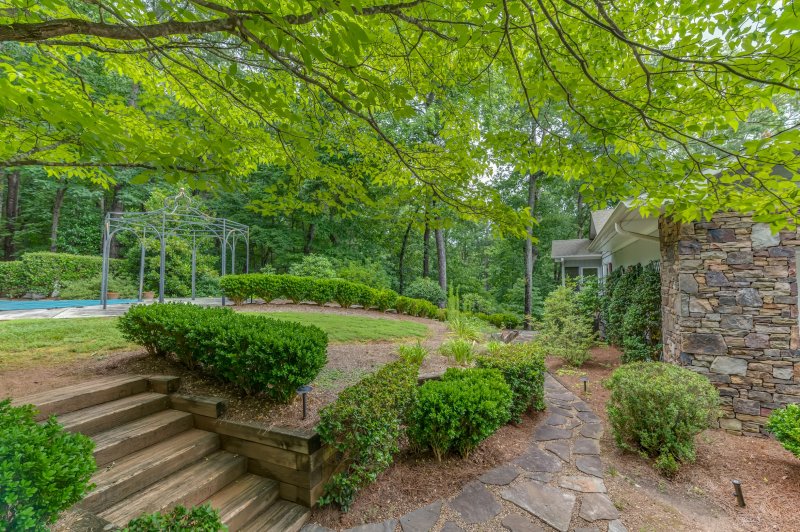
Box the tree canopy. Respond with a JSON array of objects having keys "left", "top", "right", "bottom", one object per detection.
[{"left": 1, "top": 0, "right": 798, "bottom": 227}]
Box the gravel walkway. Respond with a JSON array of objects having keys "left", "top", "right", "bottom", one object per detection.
[{"left": 302, "top": 374, "right": 627, "bottom": 532}]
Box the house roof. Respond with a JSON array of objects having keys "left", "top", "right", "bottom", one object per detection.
[
  {"left": 587, "top": 201, "right": 659, "bottom": 254},
  {"left": 590, "top": 209, "right": 614, "bottom": 239},
  {"left": 551, "top": 239, "right": 601, "bottom": 259}
]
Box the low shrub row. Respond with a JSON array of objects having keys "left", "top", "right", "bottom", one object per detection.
[
  {"left": 317, "top": 360, "right": 420, "bottom": 511},
  {"left": 477, "top": 342, "right": 546, "bottom": 422},
  {"left": 0, "top": 252, "right": 125, "bottom": 298},
  {"left": 219, "top": 274, "right": 446, "bottom": 320},
  {"left": 0, "top": 400, "right": 96, "bottom": 531},
  {"left": 117, "top": 303, "right": 328, "bottom": 402},
  {"left": 472, "top": 311, "right": 523, "bottom": 330}
]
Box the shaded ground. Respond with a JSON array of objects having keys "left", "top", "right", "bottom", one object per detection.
[{"left": 548, "top": 345, "right": 800, "bottom": 532}]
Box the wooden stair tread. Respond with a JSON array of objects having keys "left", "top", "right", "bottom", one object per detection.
[
  {"left": 204, "top": 474, "right": 279, "bottom": 531},
  {"left": 92, "top": 409, "right": 193, "bottom": 466},
  {"left": 239, "top": 500, "right": 310, "bottom": 532},
  {"left": 57, "top": 392, "right": 168, "bottom": 435},
  {"left": 99, "top": 450, "right": 247, "bottom": 526},
  {"left": 13, "top": 375, "right": 147, "bottom": 419},
  {"left": 82, "top": 429, "right": 220, "bottom": 514}
]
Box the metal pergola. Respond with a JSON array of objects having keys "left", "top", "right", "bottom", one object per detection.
[{"left": 100, "top": 189, "right": 249, "bottom": 309}]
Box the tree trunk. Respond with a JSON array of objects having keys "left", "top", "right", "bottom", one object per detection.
[
  {"left": 576, "top": 190, "right": 585, "bottom": 238},
  {"left": 422, "top": 222, "right": 430, "bottom": 278},
  {"left": 50, "top": 182, "right": 67, "bottom": 252},
  {"left": 3, "top": 171, "right": 20, "bottom": 260},
  {"left": 524, "top": 171, "right": 541, "bottom": 329},
  {"left": 398, "top": 220, "right": 413, "bottom": 294},
  {"left": 435, "top": 225, "right": 447, "bottom": 308},
  {"left": 304, "top": 222, "right": 316, "bottom": 254}
]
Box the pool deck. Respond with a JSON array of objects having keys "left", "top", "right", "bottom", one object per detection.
[{"left": 0, "top": 298, "right": 225, "bottom": 321}]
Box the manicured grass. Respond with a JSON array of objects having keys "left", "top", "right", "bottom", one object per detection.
[
  {"left": 264, "top": 311, "right": 429, "bottom": 342},
  {"left": 0, "top": 318, "right": 134, "bottom": 370},
  {"left": 0, "top": 312, "right": 428, "bottom": 370}
]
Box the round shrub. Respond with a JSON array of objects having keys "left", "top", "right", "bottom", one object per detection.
[
  {"left": 123, "top": 504, "right": 224, "bottom": 532},
  {"left": 287, "top": 254, "right": 337, "bottom": 278},
  {"left": 476, "top": 342, "right": 546, "bottom": 422},
  {"left": 374, "top": 289, "right": 399, "bottom": 311},
  {"left": 604, "top": 362, "right": 719, "bottom": 476},
  {"left": 0, "top": 400, "right": 96, "bottom": 531},
  {"left": 409, "top": 368, "right": 512, "bottom": 460},
  {"left": 767, "top": 403, "right": 800, "bottom": 459},
  {"left": 405, "top": 278, "right": 446, "bottom": 306}
]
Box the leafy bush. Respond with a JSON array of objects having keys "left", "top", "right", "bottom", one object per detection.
[
  {"left": 485, "top": 312, "right": 522, "bottom": 330},
  {"left": 374, "top": 289, "right": 399, "bottom": 311},
  {"left": 398, "top": 341, "right": 428, "bottom": 364},
  {"left": 122, "top": 504, "right": 225, "bottom": 532},
  {"left": 408, "top": 368, "right": 512, "bottom": 460},
  {"left": 767, "top": 404, "right": 800, "bottom": 458},
  {"left": 308, "top": 278, "right": 337, "bottom": 306},
  {"left": 538, "top": 285, "right": 595, "bottom": 366},
  {"left": 620, "top": 263, "right": 662, "bottom": 363},
  {"left": 476, "top": 342, "right": 546, "bottom": 422},
  {"left": 604, "top": 362, "right": 719, "bottom": 476},
  {"left": 59, "top": 274, "right": 138, "bottom": 300},
  {"left": 317, "top": 360, "right": 420, "bottom": 511},
  {"left": 0, "top": 261, "right": 26, "bottom": 298},
  {"left": 405, "top": 278, "right": 446, "bottom": 306},
  {"left": 447, "top": 313, "right": 484, "bottom": 341},
  {"left": 576, "top": 276, "right": 602, "bottom": 328},
  {"left": 282, "top": 275, "right": 313, "bottom": 303},
  {"left": 439, "top": 338, "right": 475, "bottom": 364},
  {"left": 0, "top": 400, "right": 96, "bottom": 531},
  {"left": 461, "top": 293, "right": 495, "bottom": 314},
  {"left": 118, "top": 303, "right": 328, "bottom": 401},
  {"left": 0, "top": 252, "right": 126, "bottom": 298},
  {"left": 333, "top": 280, "right": 362, "bottom": 308},
  {"left": 337, "top": 260, "right": 391, "bottom": 289},
  {"left": 288, "top": 254, "right": 337, "bottom": 278}
]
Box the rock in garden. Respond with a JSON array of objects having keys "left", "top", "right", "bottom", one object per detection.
[
  {"left": 501, "top": 480, "right": 577, "bottom": 532},
  {"left": 449, "top": 481, "right": 501, "bottom": 524}
]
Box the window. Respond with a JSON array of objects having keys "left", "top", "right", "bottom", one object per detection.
[
  {"left": 565, "top": 266, "right": 580, "bottom": 279},
  {"left": 583, "top": 267, "right": 598, "bottom": 277}
]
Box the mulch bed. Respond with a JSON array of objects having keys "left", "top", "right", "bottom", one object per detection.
[{"left": 548, "top": 346, "right": 800, "bottom": 532}]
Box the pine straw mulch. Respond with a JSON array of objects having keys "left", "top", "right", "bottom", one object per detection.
[{"left": 548, "top": 346, "right": 800, "bottom": 532}]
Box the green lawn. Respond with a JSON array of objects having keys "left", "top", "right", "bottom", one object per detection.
[{"left": 0, "top": 312, "right": 428, "bottom": 370}]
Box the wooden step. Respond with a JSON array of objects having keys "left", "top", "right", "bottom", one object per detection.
[
  {"left": 99, "top": 450, "right": 247, "bottom": 526},
  {"left": 204, "top": 474, "right": 279, "bottom": 531},
  {"left": 13, "top": 375, "right": 147, "bottom": 420},
  {"left": 81, "top": 429, "right": 220, "bottom": 513},
  {"left": 57, "top": 392, "right": 168, "bottom": 435},
  {"left": 93, "top": 410, "right": 193, "bottom": 467},
  {"left": 239, "top": 500, "right": 310, "bottom": 532}
]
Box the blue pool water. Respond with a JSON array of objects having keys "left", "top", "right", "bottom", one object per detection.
[{"left": 0, "top": 299, "right": 138, "bottom": 311}]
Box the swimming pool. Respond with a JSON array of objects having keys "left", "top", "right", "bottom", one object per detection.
[{"left": 0, "top": 299, "right": 138, "bottom": 311}]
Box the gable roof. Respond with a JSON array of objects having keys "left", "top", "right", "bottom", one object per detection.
[
  {"left": 551, "top": 239, "right": 601, "bottom": 259},
  {"left": 590, "top": 208, "right": 614, "bottom": 239}
]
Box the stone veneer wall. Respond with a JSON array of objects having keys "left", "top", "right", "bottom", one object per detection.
[{"left": 659, "top": 213, "right": 800, "bottom": 435}]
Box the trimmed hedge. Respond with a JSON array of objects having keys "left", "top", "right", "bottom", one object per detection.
[
  {"left": 0, "top": 252, "right": 125, "bottom": 298},
  {"left": 122, "top": 504, "right": 225, "bottom": 532},
  {"left": 473, "top": 312, "right": 523, "bottom": 330},
  {"left": 117, "top": 303, "right": 328, "bottom": 402},
  {"left": 0, "top": 399, "right": 96, "bottom": 531},
  {"left": 476, "top": 342, "right": 546, "bottom": 422},
  {"left": 408, "top": 368, "right": 512, "bottom": 461},
  {"left": 317, "top": 360, "right": 420, "bottom": 511},
  {"left": 219, "top": 274, "right": 445, "bottom": 320}
]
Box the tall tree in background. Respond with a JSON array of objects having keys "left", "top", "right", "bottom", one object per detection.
[
  {"left": 523, "top": 171, "right": 540, "bottom": 328},
  {"left": 3, "top": 170, "right": 20, "bottom": 260}
]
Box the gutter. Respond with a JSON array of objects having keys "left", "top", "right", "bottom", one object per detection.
[{"left": 613, "top": 222, "right": 660, "bottom": 243}]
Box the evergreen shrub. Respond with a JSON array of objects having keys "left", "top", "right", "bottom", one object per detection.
[
  {"left": 404, "top": 278, "right": 446, "bottom": 306},
  {"left": 538, "top": 285, "right": 596, "bottom": 366},
  {"left": 476, "top": 342, "right": 546, "bottom": 422},
  {"left": 122, "top": 504, "right": 225, "bottom": 532},
  {"left": 767, "top": 404, "right": 800, "bottom": 459}
]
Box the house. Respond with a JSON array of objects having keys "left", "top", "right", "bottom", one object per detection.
[{"left": 553, "top": 205, "right": 800, "bottom": 435}]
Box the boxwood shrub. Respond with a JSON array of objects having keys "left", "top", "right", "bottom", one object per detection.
[
  {"left": 118, "top": 303, "right": 328, "bottom": 402},
  {"left": 0, "top": 400, "right": 96, "bottom": 531},
  {"left": 122, "top": 504, "right": 224, "bottom": 532},
  {"left": 219, "top": 274, "right": 445, "bottom": 321},
  {"left": 476, "top": 342, "right": 546, "bottom": 422},
  {"left": 604, "top": 362, "right": 719, "bottom": 476},
  {"left": 317, "top": 360, "right": 420, "bottom": 511},
  {"left": 408, "top": 368, "right": 512, "bottom": 461},
  {"left": 767, "top": 404, "right": 800, "bottom": 459},
  {"left": 0, "top": 252, "right": 126, "bottom": 298}
]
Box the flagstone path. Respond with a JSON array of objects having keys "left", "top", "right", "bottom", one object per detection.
[{"left": 303, "top": 373, "right": 627, "bottom": 532}]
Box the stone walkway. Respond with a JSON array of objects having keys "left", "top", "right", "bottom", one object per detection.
[{"left": 303, "top": 374, "right": 625, "bottom": 532}]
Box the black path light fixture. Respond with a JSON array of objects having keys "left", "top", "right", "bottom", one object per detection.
[
  {"left": 297, "top": 385, "right": 313, "bottom": 420},
  {"left": 580, "top": 375, "right": 589, "bottom": 393},
  {"left": 100, "top": 189, "right": 249, "bottom": 309},
  {"left": 732, "top": 480, "right": 746, "bottom": 507}
]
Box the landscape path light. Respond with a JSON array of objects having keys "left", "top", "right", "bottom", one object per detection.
[{"left": 297, "top": 385, "right": 313, "bottom": 420}]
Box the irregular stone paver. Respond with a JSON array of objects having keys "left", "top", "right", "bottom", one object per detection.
[
  {"left": 544, "top": 440, "right": 570, "bottom": 462},
  {"left": 574, "top": 401, "right": 593, "bottom": 412},
  {"left": 440, "top": 522, "right": 463, "bottom": 532},
  {"left": 501, "top": 514, "right": 545, "bottom": 531},
  {"left": 345, "top": 519, "right": 397, "bottom": 532},
  {"left": 574, "top": 437, "right": 601, "bottom": 455},
  {"left": 577, "top": 411, "right": 601, "bottom": 423},
  {"left": 502, "top": 479, "right": 577, "bottom": 532},
  {"left": 579, "top": 493, "right": 621, "bottom": 521},
  {"left": 580, "top": 423, "right": 603, "bottom": 439},
  {"left": 301, "top": 525, "right": 333, "bottom": 532},
  {"left": 547, "top": 392, "right": 575, "bottom": 402},
  {"left": 525, "top": 471, "right": 554, "bottom": 483},
  {"left": 449, "top": 481, "right": 501, "bottom": 524},
  {"left": 547, "top": 405, "right": 575, "bottom": 417},
  {"left": 558, "top": 475, "right": 606, "bottom": 493},
  {"left": 576, "top": 455, "right": 604, "bottom": 478},
  {"left": 545, "top": 414, "right": 568, "bottom": 426},
  {"left": 533, "top": 425, "right": 572, "bottom": 441},
  {"left": 608, "top": 519, "right": 628, "bottom": 532},
  {"left": 479, "top": 464, "right": 520, "bottom": 485},
  {"left": 573, "top": 528, "right": 600, "bottom": 532},
  {"left": 399, "top": 501, "right": 442, "bottom": 532},
  {"left": 513, "top": 447, "right": 563, "bottom": 473}
]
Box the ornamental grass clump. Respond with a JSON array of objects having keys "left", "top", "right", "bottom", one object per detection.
[
  {"left": 604, "top": 362, "right": 719, "bottom": 476},
  {"left": 398, "top": 341, "right": 428, "bottom": 365},
  {"left": 439, "top": 337, "right": 475, "bottom": 364},
  {"left": 476, "top": 342, "right": 546, "bottom": 422},
  {"left": 317, "top": 360, "right": 420, "bottom": 511},
  {"left": 408, "top": 368, "right": 512, "bottom": 461},
  {"left": 767, "top": 404, "right": 800, "bottom": 459},
  {"left": 0, "top": 400, "right": 96, "bottom": 531}
]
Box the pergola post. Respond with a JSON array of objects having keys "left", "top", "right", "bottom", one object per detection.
[
  {"left": 138, "top": 228, "right": 146, "bottom": 302},
  {"left": 221, "top": 219, "right": 227, "bottom": 306},
  {"left": 158, "top": 236, "right": 166, "bottom": 303},
  {"left": 191, "top": 235, "right": 197, "bottom": 301},
  {"left": 100, "top": 218, "right": 111, "bottom": 310}
]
